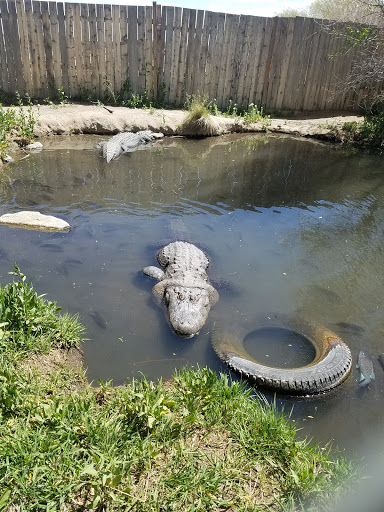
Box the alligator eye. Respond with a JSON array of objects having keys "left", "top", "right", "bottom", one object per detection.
[{"left": 177, "top": 293, "right": 184, "bottom": 300}]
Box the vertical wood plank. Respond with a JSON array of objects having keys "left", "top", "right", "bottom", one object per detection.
[
  {"left": 230, "top": 14, "right": 247, "bottom": 106},
  {"left": 0, "top": 1, "right": 10, "bottom": 91},
  {"left": 280, "top": 17, "right": 304, "bottom": 110},
  {"left": 260, "top": 16, "right": 278, "bottom": 107},
  {"left": 144, "top": 4, "right": 153, "bottom": 95},
  {"left": 274, "top": 17, "right": 295, "bottom": 110},
  {"left": 319, "top": 24, "right": 343, "bottom": 110},
  {"left": 240, "top": 15, "right": 259, "bottom": 107},
  {"left": 104, "top": 4, "right": 113, "bottom": 97},
  {"left": 41, "top": 1, "right": 55, "bottom": 94},
  {"left": 191, "top": 10, "right": 205, "bottom": 95},
  {"left": 163, "top": 6, "right": 174, "bottom": 103},
  {"left": 137, "top": 5, "right": 146, "bottom": 94},
  {"left": 96, "top": 4, "right": 106, "bottom": 98},
  {"left": 305, "top": 22, "right": 329, "bottom": 111},
  {"left": 247, "top": 17, "right": 267, "bottom": 107},
  {"left": 183, "top": 7, "right": 196, "bottom": 98},
  {"left": 48, "top": 1, "right": 63, "bottom": 92},
  {"left": 57, "top": 2, "right": 69, "bottom": 95},
  {"left": 112, "top": 4, "right": 122, "bottom": 94},
  {"left": 128, "top": 5, "right": 138, "bottom": 94},
  {"left": 9, "top": 0, "right": 26, "bottom": 92},
  {"left": 80, "top": 3, "right": 92, "bottom": 94},
  {"left": 216, "top": 14, "right": 233, "bottom": 107},
  {"left": 1, "top": 0, "right": 17, "bottom": 92},
  {"left": 174, "top": 8, "right": 188, "bottom": 104},
  {"left": 169, "top": 6, "right": 181, "bottom": 104},
  {"left": 195, "top": 9, "right": 211, "bottom": 97},
  {"left": 16, "top": 0, "right": 33, "bottom": 94},
  {"left": 119, "top": 5, "right": 128, "bottom": 97},
  {"left": 32, "top": 0, "right": 48, "bottom": 97},
  {"left": 221, "top": 14, "right": 240, "bottom": 107},
  {"left": 152, "top": 3, "right": 162, "bottom": 100},
  {"left": 234, "top": 15, "right": 253, "bottom": 108},
  {"left": 267, "top": 17, "right": 294, "bottom": 110},
  {"left": 72, "top": 3, "right": 83, "bottom": 97},
  {"left": 88, "top": 3, "right": 99, "bottom": 97},
  {"left": 65, "top": 2, "right": 76, "bottom": 97},
  {"left": 209, "top": 12, "right": 225, "bottom": 103},
  {"left": 293, "top": 18, "right": 316, "bottom": 111}
]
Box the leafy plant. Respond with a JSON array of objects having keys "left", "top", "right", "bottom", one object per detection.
[
  {"left": 57, "top": 87, "right": 68, "bottom": 105},
  {"left": 0, "top": 264, "right": 83, "bottom": 355}
]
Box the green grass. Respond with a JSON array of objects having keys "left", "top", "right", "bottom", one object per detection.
[
  {"left": 0, "top": 267, "right": 356, "bottom": 511},
  {"left": 0, "top": 93, "right": 39, "bottom": 161},
  {"left": 0, "top": 264, "right": 83, "bottom": 361}
]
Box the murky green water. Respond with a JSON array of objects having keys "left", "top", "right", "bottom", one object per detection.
[{"left": 1, "top": 133, "right": 384, "bottom": 455}]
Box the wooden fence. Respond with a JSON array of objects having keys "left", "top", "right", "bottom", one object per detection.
[{"left": 0, "top": 0, "right": 380, "bottom": 111}]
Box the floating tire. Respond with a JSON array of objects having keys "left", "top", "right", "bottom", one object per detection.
[{"left": 212, "top": 315, "right": 352, "bottom": 395}]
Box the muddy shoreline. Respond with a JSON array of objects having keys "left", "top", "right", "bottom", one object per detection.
[{"left": 30, "top": 104, "right": 363, "bottom": 141}]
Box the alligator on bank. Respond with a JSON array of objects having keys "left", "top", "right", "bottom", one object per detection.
[
  {"left": 143, "top": 241, "right": 219, "bottom": 338},
  {"left": 97, "top": 130, "right": 164, "bottom": 162},
  {"left": 212, "top": 315, "right": 353, "bottom": 395}
]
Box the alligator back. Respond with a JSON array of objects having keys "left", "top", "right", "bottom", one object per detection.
[{"left": 100, "top": 130, "right": 164, "bottom": 162}]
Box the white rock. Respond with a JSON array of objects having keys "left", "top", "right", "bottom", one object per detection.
[{"left": 0, "top": 211, "right": 70, "bottom": 232}]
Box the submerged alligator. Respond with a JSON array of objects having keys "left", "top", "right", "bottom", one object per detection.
[
  {"left": 212, "top": 315, "right": 352, "bottom": 395},
  {"left": 98, "top": 130, "right": 164, "bottom": 162},
  {"left": 143, "top": 241, "right": 219, "bottom": 338}
]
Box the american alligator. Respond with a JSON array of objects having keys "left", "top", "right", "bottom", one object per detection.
[
  {"left": 212, "top": 315, "right": 352, "bottom": 395},
  {"left": 143, "top": 241, "right": 219, "bottom": 338},
  {"left": 98, "top": 130, "right": 164, "bottom": 162}
]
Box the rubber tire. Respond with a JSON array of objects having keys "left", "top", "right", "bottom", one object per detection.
[{"left": 212, "top": 315, "right": 352, "bottom": 395}]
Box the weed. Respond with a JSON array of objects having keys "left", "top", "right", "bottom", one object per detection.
[
  {"left": 0, "top": 264, "right": 83, "bottom": 357},
  {"left": 184, "top": 93, "right": 211, "bottom": 121},
  {"left": 73, "top": 87, "right": 98, "bottom": 104},
  {"left": 0, "top": 93, "right": 39, "bottom": 158},
  {"left": 15, "top": 92, "right": 37, "bottom": 145},
  {"left": 57, "top": 87, "right": 68, "bottom": 105}
]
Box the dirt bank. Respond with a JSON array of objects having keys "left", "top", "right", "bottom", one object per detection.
[{"left": 31, "top": 104, "right": 362, "bottom": 141}]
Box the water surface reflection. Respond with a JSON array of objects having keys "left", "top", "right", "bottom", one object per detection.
[{"left": 0, "top": 133, "right": 383, "bottom": 454}]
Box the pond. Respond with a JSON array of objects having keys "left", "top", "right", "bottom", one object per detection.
[{"left": 1, "top": 132, "right": 384, "bottom": 456}]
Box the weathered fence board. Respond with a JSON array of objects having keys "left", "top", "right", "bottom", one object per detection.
[{"left": 1, "top": 0, "right": 382, "bottom": 112}]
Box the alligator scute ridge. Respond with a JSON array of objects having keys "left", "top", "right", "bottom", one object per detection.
[
  {"left": 212, "top": 319, "right": 353, "bottom": 395},
  {"left": 143, "top": 241, "right": 219, "bottom": 338},
  {"left": 98, "top": 130, "right": 164, "bottom": 162}
]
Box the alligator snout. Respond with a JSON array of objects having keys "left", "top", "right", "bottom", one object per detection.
[{"left": 166, "top": 286, "right": 210, "bottom": 338}]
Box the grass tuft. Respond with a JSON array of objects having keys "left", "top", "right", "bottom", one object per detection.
[
  {"left": 0, "top": 264, "right": 83, "bottom": 360},
  {"left": 180, "top": 94, "right": 219, "bottom": 137}
]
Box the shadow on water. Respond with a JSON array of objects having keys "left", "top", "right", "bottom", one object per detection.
[{"left": 1, "top": 133, "right": 384, "bottom": 455}]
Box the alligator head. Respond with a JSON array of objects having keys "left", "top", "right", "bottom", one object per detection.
[{"left": 163, "top": 285, "right": 212, "bottom": 338}]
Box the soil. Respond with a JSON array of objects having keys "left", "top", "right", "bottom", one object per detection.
[
  {"left": 20, "top": 346, "right": 86, "bottom": 392},
  {"left": 30, "top": 104, "right": 362, "bottom": 141}
]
